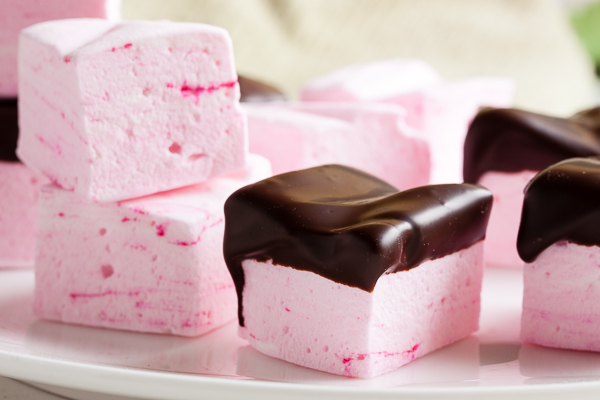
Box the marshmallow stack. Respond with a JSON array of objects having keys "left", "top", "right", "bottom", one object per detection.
[{"left": 18, "top": 18, "right": 269, "bottom": 336}]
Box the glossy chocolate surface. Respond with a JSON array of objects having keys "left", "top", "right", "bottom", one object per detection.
[
  {"left": 238, "top": 75, "right": 286, "bottom": 103},
  {"left": 463, "top": 107, "right": 600, "bottom": 183},
  {"left": 0, "top": 99, "right": 19, "bottom": 161},
  {"left": 223, "top": 165, "right": 492, "bottom": 325},
  {"left": 517, "top": 157, "right": 600, "bottom": 262}
]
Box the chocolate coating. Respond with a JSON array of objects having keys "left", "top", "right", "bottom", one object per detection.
[
  {"left": 463, "top": 107, "right": 600, "bottom": 183},
  {"left": 0, "top": 98, "right": 19, "bottom": 162},
  {"left": 223, "top": 165, "right": 493, "bottom": 325},
  {"left": 517, "top": 157, "right": 600, "bottom": 263},
  {"left": 238, "top": 75, "right": 286, "bottom": 103}
]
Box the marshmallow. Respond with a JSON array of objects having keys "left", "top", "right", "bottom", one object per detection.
[
  {"left": 0, "top": 161, "right": 48, "bottom": 267},
  {"left": 518, "top": 158, "right": 600, "bottom": 351},
  {"left": 0, "top": 0, "right": 121, "bottom": 97},
  {"left": 33, "top": 155, "right": 271, "bottom": 336},
  {"left": 521, "top": 243, "right": 600, "bottom": 352},
  {"left": 476, "top": 170, "right": 536, "bottom": 267},
  {"left": 245, "top": 102, "right": 430, "bottom": 190},
  {"left": 224, "top": 165, "right": 492, "bottom": 377},
  {"left": 300, "top": 58, "right": 514, "bottom": 183},
  {"left": 18, "top": 19, "right": 247, "bottom": 201},
  {"left": 464, "top": 108, "right": 600, "bottom": 267}
]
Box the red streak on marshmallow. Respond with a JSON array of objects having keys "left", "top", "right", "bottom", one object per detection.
[{"left": 180, "top": 80, "right": 237, "bottom": 103}]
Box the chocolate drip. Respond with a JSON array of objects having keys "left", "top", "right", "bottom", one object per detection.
[
  {"left": 0, "top": 99, "right": 19, "bottom": 162},
  {"left": 238, "top": 75, "right": 286, "bottom": 103},
  {"left": 517, "top": 157, "right": 600, "bottom": 262},
  {"left": 463, "top": 107, "right": 600, "bottom": 183},
  {"left": 223, "top": 165, "right": 493, "bottom": 325}
]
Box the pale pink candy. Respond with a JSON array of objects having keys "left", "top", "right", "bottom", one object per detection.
[
  {"left": 478, "top": 170, "right": 537, "bottom": 268},
  {"left": 300, "top": 59, "right": 442, "bottom": 104},
  {"left": 18, "top": 19, "right": 247, "bottom": 202},
  {"left": 245, "top": 102, "right": 430, "bottom": 190},
  {"left": 301, "top": 59, "right": 515, "bottom": 183},
  {"left": 522, "top": 242, "right": 600, "bottom": 352},
  {"left": 0, "top": 161, "right": 49, "bottom": 267},
  {"left": 33, "top": 155, "right": 271, "bottom": 336},
  {"left": 240, "top": 242, "right": 483, "bottom": 378},
  {"left": 0, "top": 0, "right": 121, "bottom": 97}
]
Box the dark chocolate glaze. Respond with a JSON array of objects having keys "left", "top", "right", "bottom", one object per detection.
[
  {"left": 238, "top": 75, "right": 286, "bottom": 103},
  {"left": 517, "top": 157, "right": 600, "bottom": 262},
  {"left": 463, "top": 107, "right": 600, "bottom": 183},
  {"left": 223, "top": 165, "right": 493, "bottom": 326},
  {"left": 0, "top": 98, "right": 19, "bottom": 162}
]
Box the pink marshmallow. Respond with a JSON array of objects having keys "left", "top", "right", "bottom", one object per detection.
[
  {"left": 522, "top": 242, "right": 600, "bottom": 352},
  {"left": 300, "top": 59, "right": 442, "bottom": 105},
  {"left": 477, "top": 170, "right": 537, "bottom": 267},
  {"left": 240, "top": 243, "right": 483, "bottom": 378},
  {"left": 33, "top": 155, "right": 271, "bottom": 336},
  {"left": 300, "top": 59, "right": 514, "bottom": 183},
  {"left": 0, "top": 161, "right": 48, "bottom": 267},
  {"left": 0, "top": 0, "right": 121, "bottom": 97},
  {"left": 245, "top": 102, "right": 430, "bottom": 190},
  {"left": 17, "top": 19, "right": 247, "bottom": 201}
]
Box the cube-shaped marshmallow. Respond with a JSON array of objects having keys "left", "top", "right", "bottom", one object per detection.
[
  {"left": 300, "top": 58, "right": 515, "bottom": 183},
  {"left": 519, "top": 157, "right": 600, "bottom": 351},
  {"left": 33, "top": 155, "right": 271, "bottom": 336},
  {"left": 224, "top": 165, "right": 492, "bottom": 377},
  {"left": 464, "top": 107, "right": 600, "bottom": 267},
  {"left": 18, "top": 19, "right": 247, "bottom": 201}
]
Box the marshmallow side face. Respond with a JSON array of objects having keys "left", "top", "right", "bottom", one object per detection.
[
  {"left": 477, "top": 170, "right": 537, "bottom": 268},
  {"left": 0, "top": 0, "right": 121, "bottom": 97},
  {"left": 0, "top": 161, "right": 48, "bottom": 267},
  {"left": 240, "top": 243, "right": 483, "bottom": 378},
  {"left": 522, "top": 242, "right": 600, "bottom": 352},
  {"left": 33, "top": 156, "right": 271, "bottom": 336},
  {"left": 18, "top": 19, "right": 247, "bottom": 201},
  {"left": 245, "top": 104, "right": 430, "bottom": 190}
]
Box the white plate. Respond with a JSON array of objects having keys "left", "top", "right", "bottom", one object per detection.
[{"left": 2, "top": 266, "right": 600, "bottom": 400}]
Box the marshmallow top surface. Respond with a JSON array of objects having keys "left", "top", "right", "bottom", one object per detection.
[
  {"left": 224, "top": 165, "right": 492, "bottom": 325},
  {"left": 517, "top": 157, "right": 600, "bottom": 263},
  {"left": 0, "top": 99, "right": 18, "bottom": 161},
  {"left": 463, "top": 107, "right": 600, "bottom": 183},
  {"left": 301, "top": 58, "right": 441, "bottom": 101}
]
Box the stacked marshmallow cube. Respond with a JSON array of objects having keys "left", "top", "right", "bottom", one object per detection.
[{"left": 20, "top": 18, "right": 264, "bottom": 336}]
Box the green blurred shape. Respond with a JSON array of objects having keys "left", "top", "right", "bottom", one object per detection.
[{"left": 571, "top": 2, "right": 600, "bottom": 74}]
